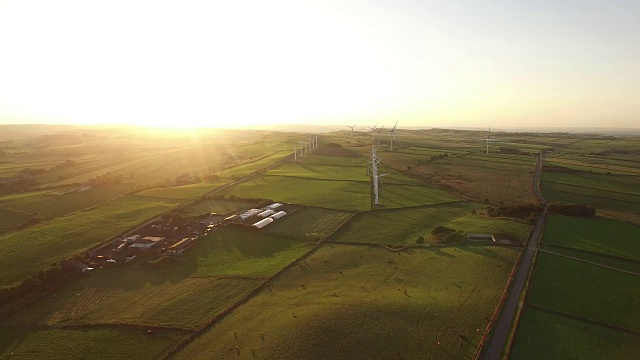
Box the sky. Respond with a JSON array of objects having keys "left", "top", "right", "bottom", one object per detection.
[{"left": 1, "top": 0, "right": 639, "bottom": 129}]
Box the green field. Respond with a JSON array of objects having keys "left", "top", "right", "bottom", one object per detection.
[
  {"left": 0, "top": 327, "right": 186, "bottom": 360},
  {"left": 0, "top": 183, "right": 137, "bottom": 219},
  {"left": 184, "top": 198, "right": 256, "bottom": 215},
  {"left": 299, "top": 154, "right": 366, "bottom": 167},
  {"left": 0, "top": 196, "right": 182, "bottom": 286},
  {"left": 265, "top": 163, "right": 369, "bottom": 182},
  {"left": 0, "top": 208, "right": 32, "bottom": 233},
  {"left": 543, "top": 215, "right": 640, "bottom": 261},
  {"left": 1, "top": 270, "right": 260, "bottom": 329},
  {"left": 378, "top": 184, "right": 458, "bottom": 208},
  {"left": 528, "top": 252, "right": 640, "bottom": 331},
  {"left": 173, "top": 244, "right": 519, "bottom": 360},
  {"left": 264, "top": 207, "right": 354, "bottom": 240},
  {"left": 220, "top": 176, "right": 370, "bottom": 211},
  {"left": 511, "top": 307, "right": 640, "bottom": 360},
  {"left": 169, "top": 227, "right": 313, "bottom": 278},
  {"left": 135, "top": 183, "right": 220, "bottom": 200},
  {"left": 541, "top": 172, "right": 640, "bottom": 213},
  {"left": 331, "top": 202, "right": 530, "bottom": 245}
]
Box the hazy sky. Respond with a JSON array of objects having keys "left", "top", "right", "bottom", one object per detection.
[{"left": 1, "top": 0, "right": 639, "bottom": 129}]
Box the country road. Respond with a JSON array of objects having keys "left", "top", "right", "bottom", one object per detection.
[{"left": 483, "top": 152, "right": 546, "bottom": 359}]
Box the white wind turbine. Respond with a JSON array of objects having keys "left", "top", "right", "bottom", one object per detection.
[
  {"left": 389, "top": 121, "right": 398, "bottom": 151},
  {"left": 480, "top": 126, "right": 497, "bottom": 154}
]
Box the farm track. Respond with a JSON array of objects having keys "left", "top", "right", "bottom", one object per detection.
[
  {"left": 483, "top": 152, "right": 545, "bottom": 360},
  {"left": 538, "top": 248, "right": 640, "bottom": 276}
]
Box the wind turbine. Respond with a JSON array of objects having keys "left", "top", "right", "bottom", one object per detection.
[
  {"left": 294, "top": 144, "right": 297, "bottom": 161},
  {"left": 480, "top": 126, "right": 497, "bottom": 154},
  {"left": 389, "top": 121, "right": 398, "bottom": 151},
  {"left": 376, "top": 125, "right": 385, "bottom": 147},
  {"left": 346, "top": 124, "right": 356, "bottom": 133},
  {"left": 368, "top": 124, "right": 378, "bottom": 145}
]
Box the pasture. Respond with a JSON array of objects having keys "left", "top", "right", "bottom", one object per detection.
[
  {"left": 511, "top": 307, "right": 640, "bottom": 360},
  {"left": 265, "top": 163, "right": 369, "bottom": 182},
  {"left": 541, "top": 173, "right": 640, "bottom": 214},
  {"left": 378, "top": 184, "right": 458, "bottom": 208},
  {"left": 264, "top": 207, "right": 354, "bottom": 240},
  {"left": 543, "top": 215, "right": 640, "bottom": 261},
  {"left": 135, "top": 182, "right": 220, "bottom": 200},
  {"left": 173, "top": 243, "right": 520, "bottom": 360},
  {"left": 169, "top": 227, "right": 313, "bottom": 278},
  {"left": 385, "top": 153, "right": 536, "bottom": 204},
  {"left": 184, "top": 198, "right": 256, "bottom": 215},
  {"left": 331, "top": 202, "right": 530, "bottom": 245},
  {"left": 0, "top": 195, "right": 182, "bottom": 286},
  {"left": 0, "top": 208, "right": 31, "bottom": 233},
  {"left": 2, "top": 270, "right": 260, "bottom": 329},
  {"left": 0, "top": 183, "right": 136, "bottom": 219},
  {"left": 0, "top": 327, "right": 186, "bottom": 360},
  {"left": 219, "top": 176, "right": 370, "bottom": 211},
  {"left": 527, "top": 252, "right": 640, "bottom": 332}
]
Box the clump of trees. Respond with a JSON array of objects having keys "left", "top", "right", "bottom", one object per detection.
[
  {"left": 0, "top": 264, "right": 77, "bottom": 308},
  {"left": 547, "top": 202, "right": 596, "bottom": 217},
  {"left": 486, "top": 203, "right": 544, "bottom": 224},
  {"left": 499, "top": 147, "right": 533, "bottom": 156},
  {"left": 430, "top": 154, "right": 448, "bottom": 161},
  {"left": 431, "top": 226, "right": 455, "bottom": 236}
]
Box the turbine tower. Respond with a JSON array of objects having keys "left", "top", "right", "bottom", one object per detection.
[
  {"left": 376, "top": 125, "right": 385, "bottom": 147},
  {"left": 294, "top": 145, "right": 297, "bottom": 161},
  {"left": 389, "top": 121, "right": 398, "bottom": 151},
  {"left": 346, "top": 124, "right": 356, "bottom": 133},
  {"left": 480, "top": 126, "right": 496, "bottom": 154},
  {"left": 369, "top": 148, "right": 388, "bottom": 205},
  {"left": 368, "top": 124, "right": 378, "bottom": 146}
]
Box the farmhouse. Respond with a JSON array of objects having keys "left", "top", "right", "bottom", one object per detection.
[
  {"left": 467, "top": 233, "right": 496, "bottom": 242},
  {"left": 253, "top": 217, "right": 274, "bottom": 229},
  {"left": 167, "top": 237, "right": 195, "bottom": 255}
]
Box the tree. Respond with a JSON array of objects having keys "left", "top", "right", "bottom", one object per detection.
[{"left": 416, "top": 236, "right": 425, "bottom": 244}]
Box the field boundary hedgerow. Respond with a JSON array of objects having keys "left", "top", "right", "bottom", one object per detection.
[
  {"left": 545, "top": 244, "right": 640, "bottom": 264},
  {"left": 538, "top": 248, "right": 640, "bottom": 276}
]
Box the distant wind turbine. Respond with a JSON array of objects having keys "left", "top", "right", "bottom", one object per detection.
[{"left": 389, "top": 121, "right": 398, "bottom": 151}]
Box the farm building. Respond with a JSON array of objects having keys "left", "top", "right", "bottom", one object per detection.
[
  {"left": 253, "top": 217, "right": 274, "bottom": 229},
  {"left": 467, "top": 233, "right": 496, "bottom": 242},
  {"left": 167, "top": 238, "right": 195, "bottom": 255},
  {"left": 129, "top": 242, "right": 156, "bottom": 251},
  {"left": 266, "top": 203, "right": 283, "bottom": 210},
  {"left": 142, "top": 236, "right": 164, "bottom": 243},
  {"left": 225, "top": 214, "right": 239, "bottom": 221},
  {"left": 270, "top": 211, "right": 287, "bottom": 219},
  {"left": 257, "top": 209, "right": 275, "bottom": 218},
  {"left": 124, "top": 235, "right": 141, "bottom": 243}
]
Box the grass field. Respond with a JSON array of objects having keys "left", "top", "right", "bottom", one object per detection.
[
  {"left": 0, "top": 195, "right": 182, "bottom": 286},
  {"left": 184, "top": 198, "right": 256, "bottom": 215},
  {"left": 378, "top": 184, "right": 458, "bottom": 208},
  {"left": 543, "top": 215, "right": 640, "bottom": 261},
  {"left": 0, "top": 208, "right": 32, "bottom": 233},
  {"left": 331, "top": 202, "right": 530, "bottom": 245},
  {"left": 385, "top": 153, "right": 536, "bottom": 204},
  {"left": 220, "top": 176, "right": 370, "bottom": 211},
  {"left": 0, "top": 183, "right": 137, "bottom": 219},
  {"left": 265, "top": 163, "right": 369, "bottom": 182},
  {"left": 264, "top": 207, "right": 354, "bottom": 240},
  {"left": 511, "top": 307, "right": 640, "bottom": 360},
  {"left": 527, "top": 252, "right": 640, "bottom": 331},
  {"left": 173, "top": 243, "right": 520, "bottom": 360},
  {"left": 299, "top": 154, "right": 366, "bottom": 167},
  {"left": 541, "top": 173, "right": 640, "bottom": 213},
  {"left": 1, "top": 270, "right": 261, "bottom": 329},
  {"left": 168, "top": 227, "right": 313, "bottom": 278},
  {"left": 0, "top": 327, "right": 187, "bottom": 360},
  {"left": 134, "top": 183, "right": 220, "bottom": 200}
]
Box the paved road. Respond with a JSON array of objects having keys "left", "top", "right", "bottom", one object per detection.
[{"left": 483, "top": 152, "right": 546, "bottom": 360}]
